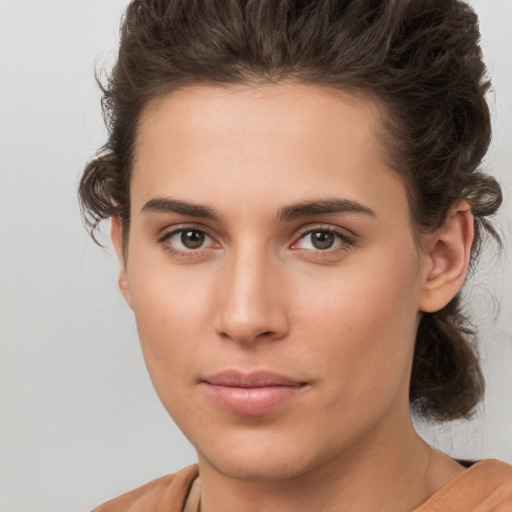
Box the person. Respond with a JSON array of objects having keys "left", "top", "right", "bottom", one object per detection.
[{"left": 79, "top": 0, "right": 512, "bottom": 510}]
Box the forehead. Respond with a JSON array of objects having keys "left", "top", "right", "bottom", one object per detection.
[
  {"left": 131, "top": 82, "right": 407, "bottom": 221},
  {"left": 136, "top": 81, "right": 385, "bottom": 163}
]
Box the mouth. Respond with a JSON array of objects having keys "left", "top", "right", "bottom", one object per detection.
[{"left": 201, "top": 370, "right": 309, "bottom": 416}]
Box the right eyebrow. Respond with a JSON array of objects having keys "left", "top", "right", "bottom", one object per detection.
[{"left": 141, "top": 197, "right": 221, "bottom": 221}]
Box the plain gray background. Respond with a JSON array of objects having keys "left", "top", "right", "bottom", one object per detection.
[{"left": 0, "top": 1, "right": 511, "bottom": 511}]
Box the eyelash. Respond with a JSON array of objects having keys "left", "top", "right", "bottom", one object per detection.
[
  {"left": 157, "top": 225, "right": 355, "bottom": 259},
  {"left": 157, "top": 226, "right": 218, "bottom": 259},
  {"left": 291, "top": 228, "right": 355, "bottom": 255}
]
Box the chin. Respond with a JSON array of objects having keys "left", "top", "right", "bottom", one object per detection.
[
  {"left": 204, "top": 452, "right": 313, "bottom": 482},
  {"left": 196, "top": 427, "right": 329, "bottom": 482}
]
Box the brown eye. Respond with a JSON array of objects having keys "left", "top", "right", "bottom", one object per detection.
[
  {"left": 181, "top": 230, "right": 205, "bottom": 249},
  {"left": 160, "top": 228, "right": 215, "bottom": 254},
  {"left": 294, "top": 228, "right": 352, "bottom": 252},
  {"left": 310, "top": 231, "right": 335, "bottom": 250}
]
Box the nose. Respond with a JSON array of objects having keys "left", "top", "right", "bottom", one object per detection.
[{"left": 213, "top": 249, "right": 289, "bottom": 345}]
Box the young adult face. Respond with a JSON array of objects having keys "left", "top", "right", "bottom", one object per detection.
[{"left": 112, "top": 82, "right": 471, "bottom": 482}]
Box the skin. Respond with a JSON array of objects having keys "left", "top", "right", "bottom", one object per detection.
[{"left": 111, "top": 82, "right": 474, "bottom": 512}]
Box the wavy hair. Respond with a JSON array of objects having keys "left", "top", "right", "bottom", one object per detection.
[{"left": 79, "top": 0, "right": 502, "bottom": 421}]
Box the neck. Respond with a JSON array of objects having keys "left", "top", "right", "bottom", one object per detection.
[{"left": 196, "top": 414, "right": 465, "bottom": 512}]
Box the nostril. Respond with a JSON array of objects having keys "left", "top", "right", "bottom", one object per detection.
[{"left": 219, "top": 329, "right": 278, "bottom": 343}]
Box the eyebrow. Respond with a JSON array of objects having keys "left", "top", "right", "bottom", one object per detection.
[
  {"left": 141, "top": 197, "right": 376, "bottom": 223},
  {"left": 141, "top": 197, "right": 221, "bottom": 221},
  {"left": 274, "top": 198, "right": 376, "bottom": 223}
]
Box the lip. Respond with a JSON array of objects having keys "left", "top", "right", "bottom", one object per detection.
[{"left": 202, "top": 370, "right": 308, "bottom": 416}]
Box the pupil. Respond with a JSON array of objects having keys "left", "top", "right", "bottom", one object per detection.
[
  {"left": 181, "top": 230, "right": 205, "bottom": 249},
  {"left": 312, "top": 231, "right": 334, "bottom": 250}
]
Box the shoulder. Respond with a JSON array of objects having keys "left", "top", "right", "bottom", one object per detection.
[
  {"left": 91, "top": 464, "right": 200, "bottom": 512},
  {"left": 416, "top": 459, "right": 512, "bottom": 511}
]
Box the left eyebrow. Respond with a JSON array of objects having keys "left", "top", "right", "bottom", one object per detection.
[{"left": 275, "top": 198, "right": 376, "bottom": 223}]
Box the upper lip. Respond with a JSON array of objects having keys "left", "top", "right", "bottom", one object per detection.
[{"left": 202, "top": 370, "right": 305, "bottom": 388}]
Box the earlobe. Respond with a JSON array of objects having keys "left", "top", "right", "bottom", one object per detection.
[
  {"left": 110, "top": 216, "right": 132, "bottom": 308},
  {"left": 419, "top": 202, "right": 474, "bottom": 313}
]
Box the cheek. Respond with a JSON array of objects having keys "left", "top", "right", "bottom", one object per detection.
[
  {"left": 126, "top": 258, "right": 214, "bottom": 393},
  {"left": 295, "top": 250, "right": 421, "bottom": 402},
  {"left": 129, "top": 287, "right": 209, "bottom": 429}
]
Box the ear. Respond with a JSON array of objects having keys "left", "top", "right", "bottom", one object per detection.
[
  {"left": 110, "top": 216, "right": 132, "bottom": 308},
  {"left": 419, "top": 201, "right": 474, "bottom": 313}
]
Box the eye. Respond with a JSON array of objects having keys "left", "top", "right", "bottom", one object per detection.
[
  {"left": 294, "top": 229, "right": 352, "bottom": 251},
  {"left": 176, "top": 229, "right": 207, "bottom": 249},
  {"left": 159, "top": 228, "right": 217, "bottom": 254}
]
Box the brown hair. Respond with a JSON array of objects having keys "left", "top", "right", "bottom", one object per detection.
[{"left": 79, "top": 0, "right": 502, "bottom": 421}]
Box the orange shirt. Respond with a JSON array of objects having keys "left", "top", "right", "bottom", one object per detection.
[{"left": 92, "top": 459, "right": 512, "bottom": 512}]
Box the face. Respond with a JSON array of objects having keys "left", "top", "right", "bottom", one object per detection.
[{"left": 118, "top": 82, "right": 431, "bottom": 481}]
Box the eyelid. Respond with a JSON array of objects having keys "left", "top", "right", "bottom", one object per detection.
[
  {"left": 157, "top": 224, "right": 221, "bottom": 257},
  {"left": 155, "top": 222, "right": 356, "bottom": 257},
  {"left": 157, "top": 223, "right": 217, "bottom": 242},
  {"left": 291, "top": 224, "right": 356, "bottom": 245}
]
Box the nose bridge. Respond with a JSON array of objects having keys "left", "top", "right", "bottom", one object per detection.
[{"left": 214, "top": 242, "right": 288, "bottom": 344}]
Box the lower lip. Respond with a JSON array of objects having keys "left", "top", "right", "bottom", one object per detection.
[{"left": 203, "top": 383, "right": 305, "bottom": 415}]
